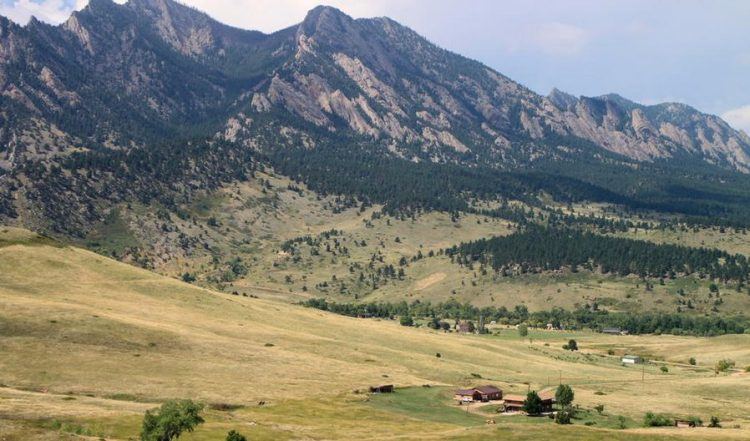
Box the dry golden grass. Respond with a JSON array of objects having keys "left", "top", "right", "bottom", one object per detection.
[{"left": 2, "top": 227, "right": 750, "bottom": 440}]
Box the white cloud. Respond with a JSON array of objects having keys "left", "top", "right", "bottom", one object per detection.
[
  {"left": 0, "top": 0, "right": 392, "bottom": 30},
  {"left": 722, "top": 105, "right": 750, "bottom": 135},
  {"left": 0, "top": 0, "right": 77, "bottom": 24},
  {"left": 532, "top": 22, "right": 589, "bottom": 56}
]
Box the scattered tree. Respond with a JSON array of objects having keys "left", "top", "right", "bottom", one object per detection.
[
  {"left": 518, "top": 324, "right": 528, "bottom": 337},
  {"left": 555, "top": 384, "right": 575, "bottom": 407},
  {"left": 522, "top": 391, "right": 543, "bottom": 415},
  {"left": 141, "top": 400, "right": 204, "bottom": 441}
]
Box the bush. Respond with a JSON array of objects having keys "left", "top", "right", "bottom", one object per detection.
[
  {"left": 715, "top": 359, "right": 736, "bottom": 373},
  {"left": 518, "top": 324, "right": 528, "bottom": 337},
  {"left": 643, "top": 412, "right": 672, "bottom": 427},
  {"left": 566, "top": 339, "right": 578, "bottom": 351},
  {"left": 555, "top": 384, "right": 574, "bottom": 407},
  {"left": 399, "top": 315, "right": 414, "bottom": 326},
  {"left": 660, "top": 366, "right": 669, "bottom": 373},
  {"left": 594, "top": 404, "right": 605, "bottom": 415},
  {"left": 141, "top": 400, "right": 204, "bottom": 441},
  {"left": 226, "top": 430, "right": 247, "bottom": 441},
  {"left": 688, "top": 357, "right": 696, "bottom": 365},
  {"left": 555, "top": 406, "right": 573, "bottom": 424},
  {"left": 708, "top": 416, "right": 721, "bottom": 428},
  {"left": 687, "top": 416, "right": 703, "bottom": 427}
]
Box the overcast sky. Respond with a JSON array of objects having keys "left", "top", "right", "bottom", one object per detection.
[{"left": 1, "top": 0, "right": 749, "bottom": 133}]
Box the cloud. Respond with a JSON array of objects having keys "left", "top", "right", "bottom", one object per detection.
[
  {"left": 722, "top": 105, "right": 750, "bottom": 134},
  {"left": 0, "top": 0, "right": 392, "bottom": 30},
  {"left": 532, "top": 22, "right": 589, "bottom": 56},
  {"left": 0, "top": 0, "right": 79, "bottom": 24}
]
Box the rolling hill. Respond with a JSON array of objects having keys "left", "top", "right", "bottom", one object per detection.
[{"left": 2, "top": 227, "right": 750, "bottom": 440}]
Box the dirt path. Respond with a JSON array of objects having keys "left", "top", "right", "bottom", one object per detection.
[{"left": 413, "top": 272, "right": 446, "bottom": 290}]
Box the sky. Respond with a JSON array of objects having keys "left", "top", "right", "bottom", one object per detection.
[{"left": 1, "top": 0, "right": 749, "bottom": 133}]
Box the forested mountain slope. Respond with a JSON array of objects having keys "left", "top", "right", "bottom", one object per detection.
[{"left": 2, "top": 1, "right": 750, "bottom": 237}]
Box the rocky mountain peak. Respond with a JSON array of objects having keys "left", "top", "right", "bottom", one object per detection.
[{"left": 548, "top": 88, "right": 578, "bottom": 111}]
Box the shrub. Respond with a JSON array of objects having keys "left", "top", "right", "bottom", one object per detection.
[
  {"left": 399, "top": 315, "right": 414, "bottom": 326},
  {"left": 660, "top": 366, "right": 669, "bottom": 373},
  {"left": 518, "top": 324, "right": 528, "bottom": 337},
  {"left": 688, "top": 357, "right": 696, "bottom": 365},
  {"left": 687, "top": 416, "right": 703, "bottom": 427},
  {"left": 141, "top": 400, "right": 204, "bottom": 441},
  {"left": 555, "top": 384, "right": 574, "bottom": 407},
  {"left": 555, "top": 406, "right": 573, "bottom": 424},
  {"left": 643, "top": 412, "right": 672, "bottom": 427},
  {"left": 566, "top": 339, "right": 578, "bottom": 351},
  {"left": 226, "top": 430, "right": 247, "bottom": 441},
  {"left": 715, "top": 359, "right": 735, "bottom": 373},
  {"left": 617, "top": 415, "right": 627, "bottom": 429},
  {"left": 594, "top": 404, "right": 605, "bottom": 415},
  {"left": 708, "top": 416, "right": 721, "bottom": 428}
]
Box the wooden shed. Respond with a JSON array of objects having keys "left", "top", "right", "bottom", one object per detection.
[{"left": 369, "top": 384, "right": 394, "bottom": 393}]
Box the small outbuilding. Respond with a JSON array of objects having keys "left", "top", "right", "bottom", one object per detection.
[
  {"left": 369, "top": 384, "right": 394, "bottom": 393},
  {"left": 621, "top": 355, "right": 643, "bottom": 364}
]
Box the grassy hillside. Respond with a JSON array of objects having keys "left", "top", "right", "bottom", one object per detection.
[
  {"left": 1, "top": 227, "right": 750, "bottom": 440},
  {"left": 69, "top": 173, "right": 750, "bottom": 319}
]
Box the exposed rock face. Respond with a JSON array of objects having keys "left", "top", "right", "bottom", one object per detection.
[{"left": 0, "top": 1, "right": 748, "bottom": 173}]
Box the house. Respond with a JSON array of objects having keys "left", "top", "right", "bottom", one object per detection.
[
  {"left": 454, "top": 388, "right": 481, "bottom": 403},
  {"left": 601, "top": 327, "right": 622, "bottom": 335},
  {"left": 502, "top": 390, "right": 555, "bottom": 413},
  {"left": 454, "top": 385, "right": 503, "bottom": 403},
  {"left": 501, "top": 394, "right": 526, "bottom": 412},
  {"left": 369, "top": 384, "right": 394, "bottom": 393},
  {"left": 475, "top": 385, "right": 502, "bottom": 401},
  {"left": 621, "top": 355, "right": 643, "bottom": 364},
  {"left": 456, "top": 321, "right": 475, "bottom": 333}
]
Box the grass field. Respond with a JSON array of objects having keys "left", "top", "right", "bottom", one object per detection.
[{"left": 2, "top": 226, "right": 750, "bottom": 440}]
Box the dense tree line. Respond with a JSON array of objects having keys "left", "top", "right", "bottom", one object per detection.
[
  {"left": 446, "top": 226, "right": 749, "bottom": 282},
  {"left": 302, "top": 298, "right": 749, "bottom": 336}
]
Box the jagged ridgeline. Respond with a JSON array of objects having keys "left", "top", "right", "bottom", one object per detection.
[
  {"left": 446, "top": 226, "right": 750, "bottom": 282},
  {"left": 3, "top": 1, "right": 750, "bottom": 234}
]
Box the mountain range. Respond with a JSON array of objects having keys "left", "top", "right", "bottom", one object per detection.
[{"left": 2, "top": 0, "right": 750, "bottom": 235}]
